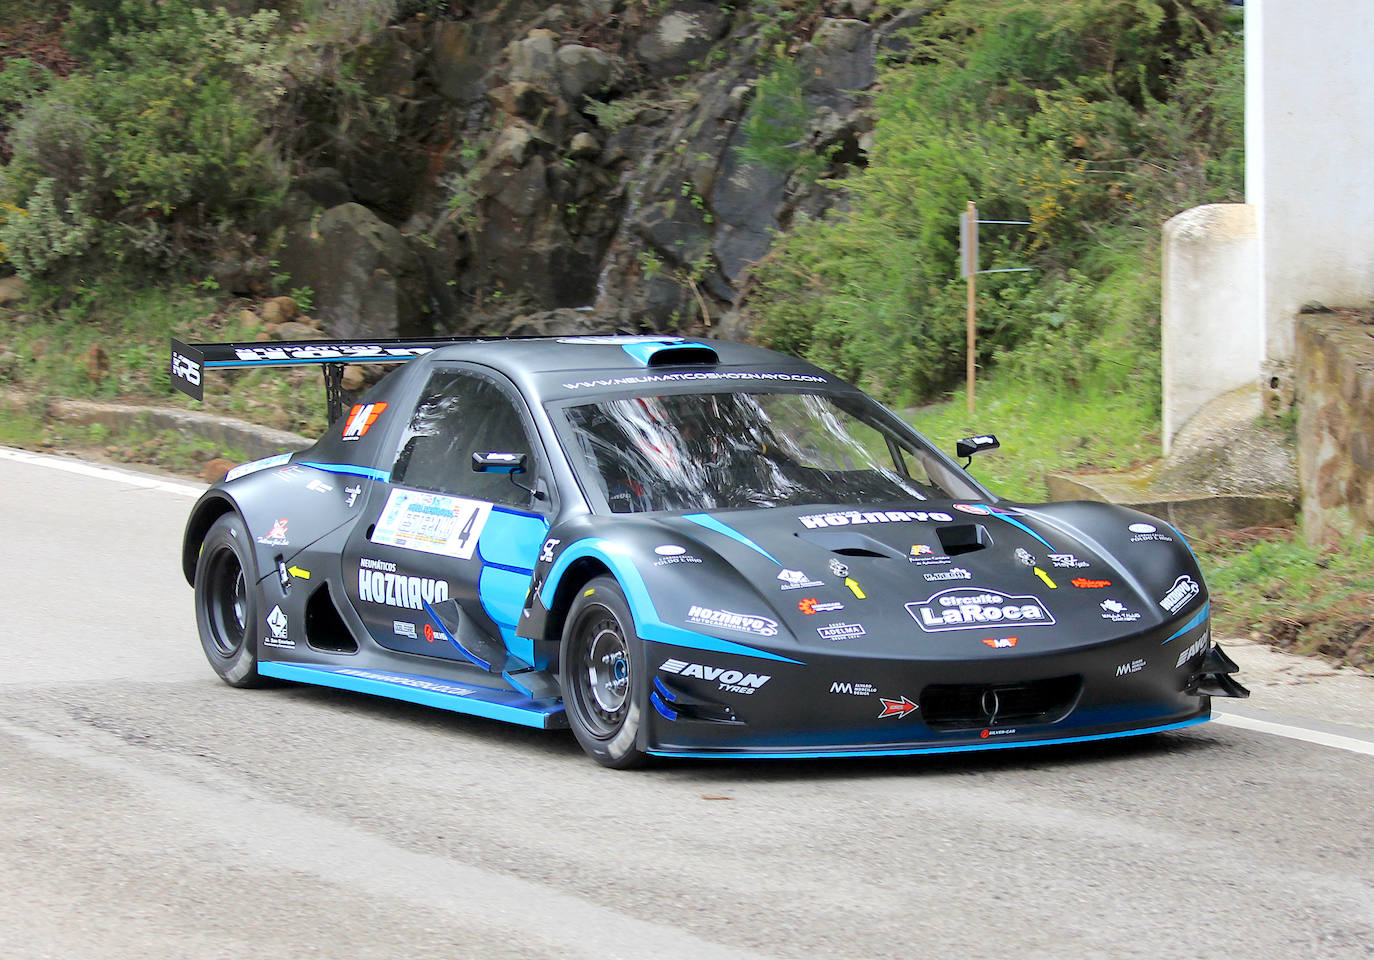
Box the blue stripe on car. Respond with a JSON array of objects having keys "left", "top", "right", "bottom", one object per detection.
[
  {"left": 542, "top": 538, "right": 804, "bottom": 664},
  {"left": 650, "top": 691, "right": 678, "bottom": 720},
  {"left": 258, "top": 662, "right": 563, "bottom": 727},
  {"left": 300, "top": 461, "right": 391, "bottom": 482},
  {"left": 1161, "top": 603, "right": 1210, "bottom": 644},
  {"left": 618, "top": 339, "right": 688, "bottom": 365},
  {"left": 987, "top": 507, "right": 1055, "bottom": 550},
  {"left": 681, "top": 513, "right": 781, "bottom": 565}
]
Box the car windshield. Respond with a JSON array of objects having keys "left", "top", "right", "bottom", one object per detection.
[{"left": 560, "top": 389, "right": 981, "bottom": 513}]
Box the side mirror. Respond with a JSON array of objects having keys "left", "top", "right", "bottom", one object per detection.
[
  {"left": 472, "top": 451, "right": 527, "bottom": 474},
  {"left": 955, "top": 434, "right": 999, "bottom": 467}
]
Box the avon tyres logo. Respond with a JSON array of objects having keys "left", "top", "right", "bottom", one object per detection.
[
  {"left": 659, "top": 658, "right": 771, "bottom": 695},
  {"left": 342, "top": 402, "right": 387, "bottom": 440},
  {"left": 906, "top": 588, "right": 1054, "bottom": 632},
  {"left": 1175, "top": 636, "right": 1208, "bottom": 669}
]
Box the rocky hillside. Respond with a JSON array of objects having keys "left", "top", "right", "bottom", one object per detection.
[{"left": 217, "top": 1, "right": 921, "bottom": 342}]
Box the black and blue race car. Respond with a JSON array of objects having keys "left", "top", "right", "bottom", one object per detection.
[{"left": 173, "top": 334, "right": 1247, "bottom": 767}]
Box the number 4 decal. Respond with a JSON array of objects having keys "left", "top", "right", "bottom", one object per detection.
[
  {"left": 453, "top": 509, "right": 479, "bottom": 552},
  {"left": 370, "top": 489, "right": 492, "bottom": 560}
]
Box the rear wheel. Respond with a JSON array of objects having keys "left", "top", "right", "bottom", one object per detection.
[
  {"left": 559, "top": 576, "right": 648, "bottom": 768},
  {"left": 194, "top": 513, "right": 265, "bottom": 687}
]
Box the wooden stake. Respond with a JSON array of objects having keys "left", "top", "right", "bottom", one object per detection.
[{"left": 966, "top": 200, "right": 977, "bottom": 414}]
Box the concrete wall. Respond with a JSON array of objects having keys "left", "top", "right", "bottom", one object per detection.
[
  {"left": 1295, "top": 314, "right": 1374, "bottom": 547},
  {"left": 1247, "top": 1, "right": 1374, "bottom": 370},
  {"left": 1160, "top": 204, "right": 1261, "bottom": 452}
]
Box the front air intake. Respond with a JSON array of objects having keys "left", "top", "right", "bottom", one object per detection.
[{"left": 920, "top": 675, "right": 1082, "bottom": 731}]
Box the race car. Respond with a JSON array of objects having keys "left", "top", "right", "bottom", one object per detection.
[{"left": 173, "top": 334, "right": 1247, "bottom": 767}]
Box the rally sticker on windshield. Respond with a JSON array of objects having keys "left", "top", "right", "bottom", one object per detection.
[{"left": 370, "top": 489, "right": 491, "bottom": 560}]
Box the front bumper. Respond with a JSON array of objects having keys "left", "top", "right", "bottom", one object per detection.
[{"left": 642, "top": 615, "right": 1244, "bottom": 759}]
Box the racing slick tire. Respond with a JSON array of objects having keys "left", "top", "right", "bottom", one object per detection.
[
  {"left": 194, "top": 513, "right": 266, "bottom": 688},
  {"left": 559, "top": 575, "right": 648, "bottom": 768}
]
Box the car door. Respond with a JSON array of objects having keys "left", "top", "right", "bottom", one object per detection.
[{"left": 340, "top": 365, "right": 552, "bottom": 665}]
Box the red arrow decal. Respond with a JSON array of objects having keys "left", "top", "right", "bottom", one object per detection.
[{"left": 878, "top": 696, "right": 918, "bottom": 719}]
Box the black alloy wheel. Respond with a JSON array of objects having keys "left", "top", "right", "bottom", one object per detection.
[
  {"left": 194, "top": 513, "right": 265, "bottom": 687},
  {"left": 559, "top": 575, "right": 648, "bottom": 768}
]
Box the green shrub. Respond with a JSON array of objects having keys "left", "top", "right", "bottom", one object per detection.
[
  {"left": 0, "top": 177, "right": 97, "bottom": 277},
  {"left": 747, "top": 0, "right": 1241, "bottom": 406},
  {"left": 736, "top": 61, "right": 823, "bottom": 177},
  {"left": 0, "top": 2, "right": 292, "bottom": 282}
]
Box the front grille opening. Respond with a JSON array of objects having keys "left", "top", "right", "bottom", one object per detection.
[
  {"left": 304, "top": 583, "right": 358, "bottom": 654},
  {"left": 920, "top": 675, "right": 1082, "bottom": 731}
]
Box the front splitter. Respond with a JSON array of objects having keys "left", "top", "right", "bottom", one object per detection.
[{"left": 646, "top": 713, "right": 1211, "bottom": 759}]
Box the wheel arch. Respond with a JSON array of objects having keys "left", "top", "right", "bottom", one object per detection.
[
  {"left": 543, "top": 555, "right": 614, "bottom": 650},
  {"left": 181, "top": 493, "right": 241, "bottom": 585}
]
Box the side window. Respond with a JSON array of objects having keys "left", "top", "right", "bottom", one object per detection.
[{"left": 392, "top": 370, "right": 538, "bottom": 507}]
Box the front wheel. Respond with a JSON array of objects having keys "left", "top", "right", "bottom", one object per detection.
[
  {"left": 559, "top": 575, "right": 648, "bottom": 768},
  {"left": 194, "top": 513, "right": 265, "bottom": 687}
]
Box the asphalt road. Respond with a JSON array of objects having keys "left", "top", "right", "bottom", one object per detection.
[{"left": 2, "top": 448, "right": 1372, "bottom": 959}]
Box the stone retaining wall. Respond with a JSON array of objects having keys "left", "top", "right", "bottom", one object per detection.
[{"left": 1295, "top": 313, "right": 1374, "bottom": 546}]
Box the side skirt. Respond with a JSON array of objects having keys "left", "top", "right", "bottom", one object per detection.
[{"left": 259, "top": 662, "right": 567, "bottom": 729}]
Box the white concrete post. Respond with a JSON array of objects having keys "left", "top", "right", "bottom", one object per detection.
[{"left": 1161, "top": 204, "right": 1261, "bottom": 453}]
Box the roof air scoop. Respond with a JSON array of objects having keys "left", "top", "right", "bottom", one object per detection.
[
  {"left": 620, "top": 340, "right": 719, "bottom": 367},
  {"left": 645, "top": 344, "right": 719, "bottom": 367}
]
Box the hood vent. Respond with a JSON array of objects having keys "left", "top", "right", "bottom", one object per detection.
[
  {"left": 794, "top": 529, "right": 907, "bottom": 560},
  {"left": 937, "top": 523, "right": 993, "bottom": 556}
]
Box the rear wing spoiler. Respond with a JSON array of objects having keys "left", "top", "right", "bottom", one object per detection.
[{"left": 170, "top": 336, "right": 478, "bottom": 423}]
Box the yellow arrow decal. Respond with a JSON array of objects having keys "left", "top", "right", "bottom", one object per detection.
[
  {"left": 1033, "top": 567, "right": 1056, "bottom": 589},
  {"left": 844, "top": 577, "right": 866, "bottom": 599},
  {"left": 287, "top": 565, "right": 311, "bottom": 580}
]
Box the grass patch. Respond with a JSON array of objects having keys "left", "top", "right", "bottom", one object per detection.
[
  {"left": 0, "top": 281, "right": 330, "bottom": 439},
  {"left": 903, "top": 372, "right": 1160, "bottom": 503},
  {"left": 1197, "top": 527, "right": 1374, "bottom": 672},
  {"left": 0, "top": 390, "right": 252, "bottom": 479}
]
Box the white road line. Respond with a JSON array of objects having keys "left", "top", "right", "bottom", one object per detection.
[
  {"left": 0, "top": 445, "right": 205, "bottom": 498},
  {"left": 1212, "top": 711, "right": 1374, "bottom": 757}
]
